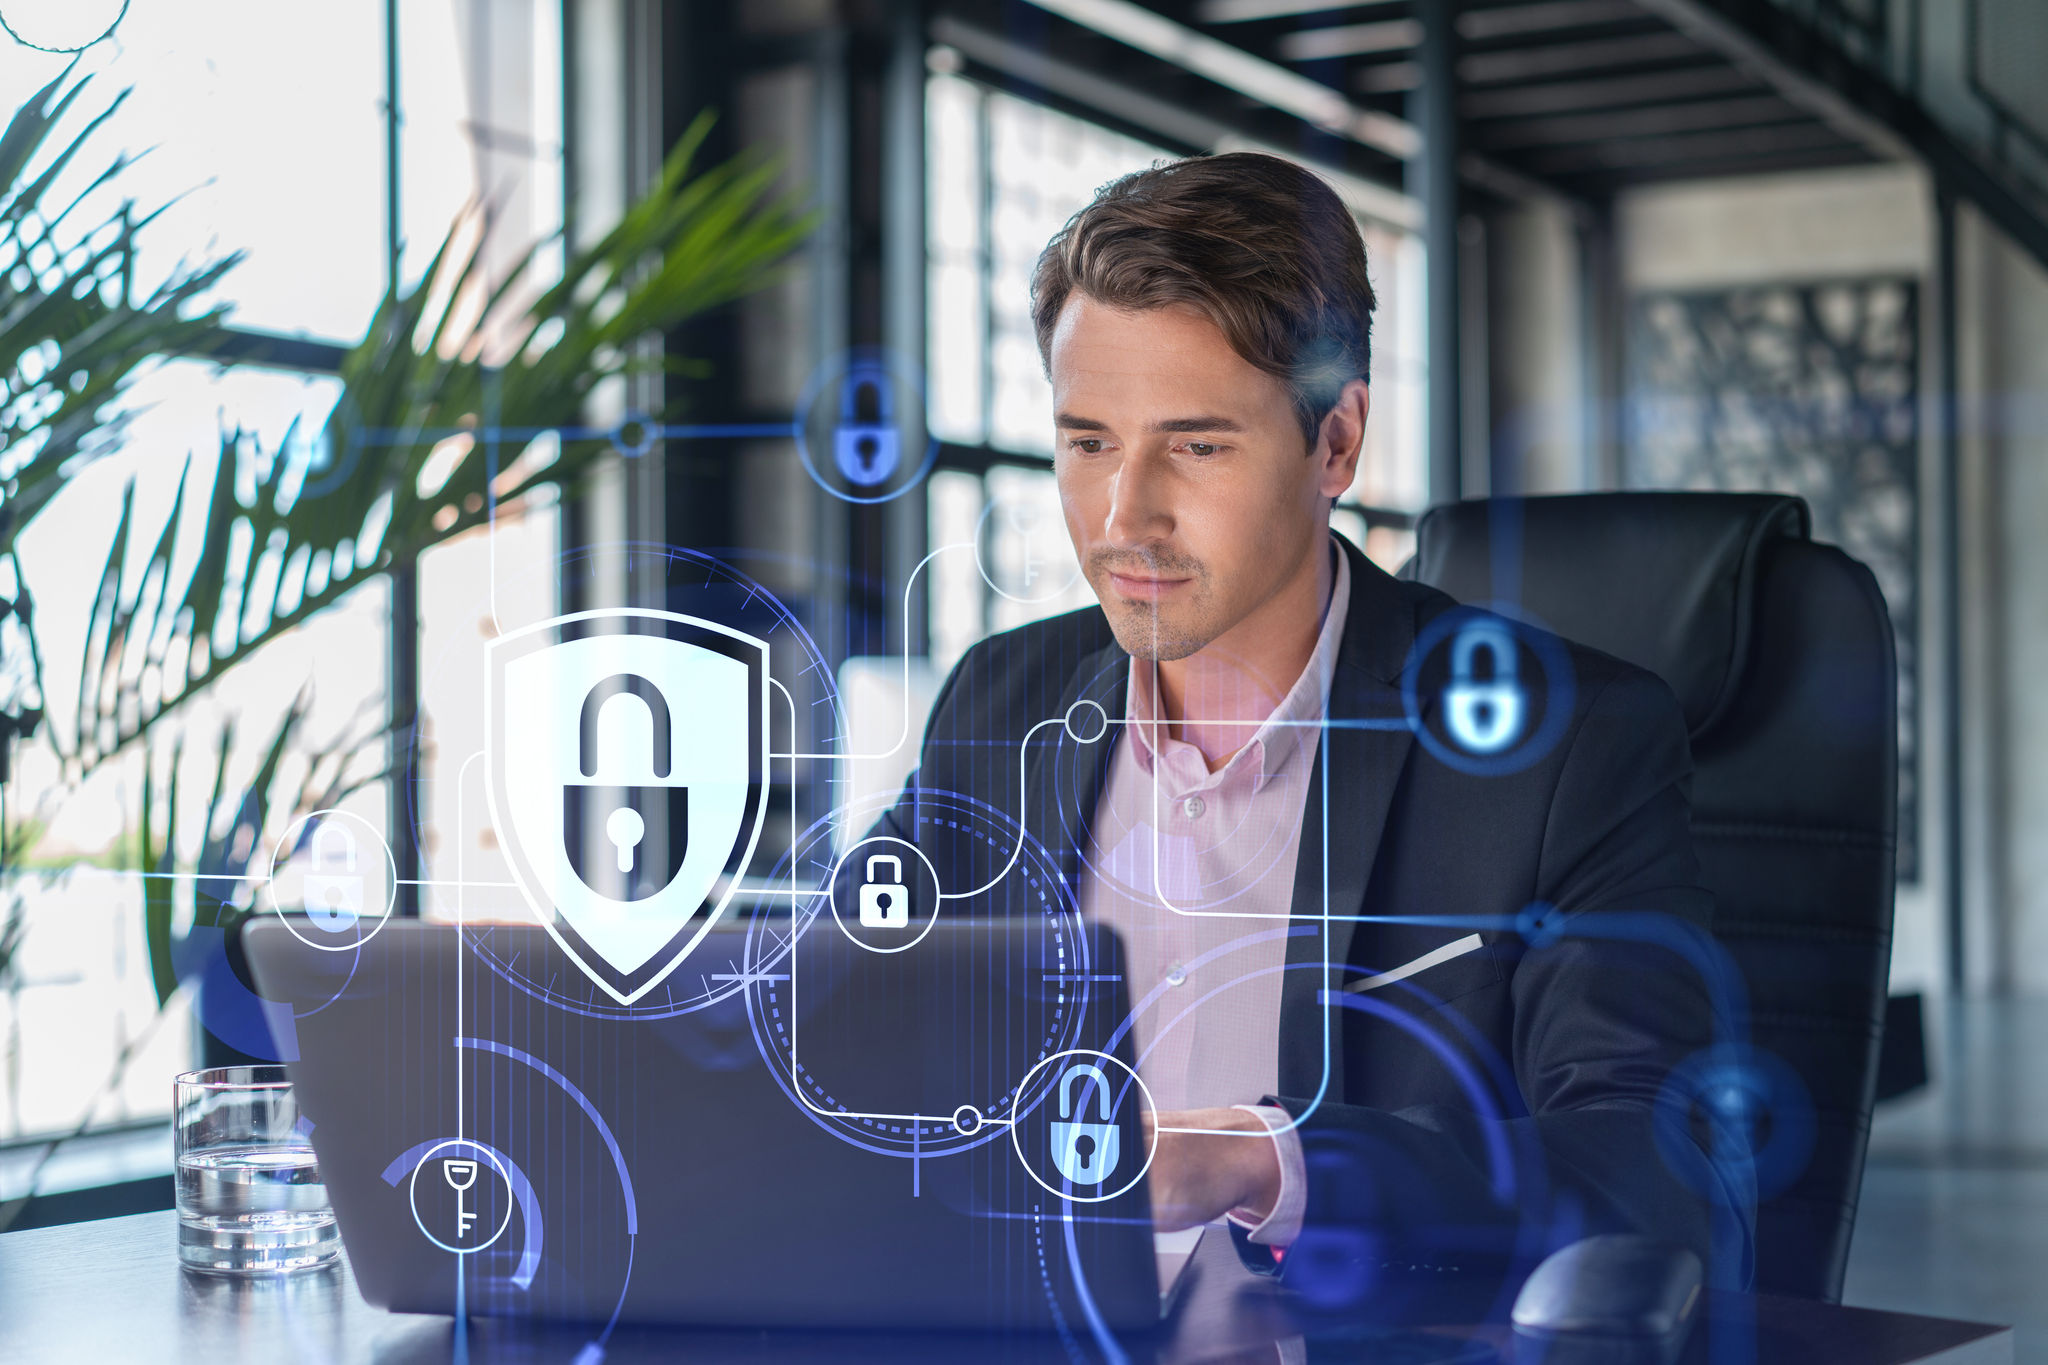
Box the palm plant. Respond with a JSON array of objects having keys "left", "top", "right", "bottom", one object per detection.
[
  {"left": 0, "top": 69, "right": 239, "bottom": 997},
  {"left": 0, "top": 72, "right": 814, "bottom": 1219}
]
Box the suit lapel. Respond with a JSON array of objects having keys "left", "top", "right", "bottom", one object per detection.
[{"left": 1277, "top": 539, "right": 1422, "bottom": 1100}]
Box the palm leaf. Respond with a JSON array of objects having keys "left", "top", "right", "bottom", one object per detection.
[
  {"left": 40, "top": 107, "right": 813, "bottom": 777},
  {"left": 0, "top": 70, "right": 238, "bottom": 549}
]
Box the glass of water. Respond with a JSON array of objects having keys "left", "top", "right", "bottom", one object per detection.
[{"left": 174, "top": 1066, "right": 339, "bottom": 1274}]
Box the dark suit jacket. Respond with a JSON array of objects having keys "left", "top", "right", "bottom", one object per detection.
[{"left": 865, "top": 533, "right": 1751, "bottom": 1285}]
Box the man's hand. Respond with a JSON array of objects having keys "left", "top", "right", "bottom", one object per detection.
[{"left": 1141, "top": 1107, "right": 1283, "bottom": 1233}]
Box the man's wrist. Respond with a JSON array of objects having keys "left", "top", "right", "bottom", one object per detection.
[
  {"left": 1226, "top": 1104, "right": 1306, "bottom": 1247},
  {"left": 1194, "top": 1105, "right": 1284, "bottom": 1216}
]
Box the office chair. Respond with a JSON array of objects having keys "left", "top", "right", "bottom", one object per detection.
[{"left": 1409, "top": 492, "right": 1897, "bottom": 1302}]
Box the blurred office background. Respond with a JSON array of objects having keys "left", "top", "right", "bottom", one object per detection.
[{"left": 0, "top": 0, "right": 2042, "bottom": 1352}]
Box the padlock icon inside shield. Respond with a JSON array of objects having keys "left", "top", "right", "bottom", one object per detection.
[
  {"left": 1443, "top": 619, "right": 1526, "bottom": 755},
  {"left": 857, "top": 854, "right": 910, "bottom": 929},
  {"left": 1049, "top": 1063, "right": 1121, "bottom": 1186},
  {"left": 562, "top": 673, "right": 690, "bottom": 902},
  {"left": 302, "top": 822, "right": 363, "bottom": 932}
]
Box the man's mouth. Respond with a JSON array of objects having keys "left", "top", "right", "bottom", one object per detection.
[{"left": 1104, "top": 570, "right": 1194, "bottom": 600}]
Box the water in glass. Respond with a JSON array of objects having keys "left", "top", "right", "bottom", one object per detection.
[{"left": 174, "top": 1067, "right": 339, "bottom": 1273}]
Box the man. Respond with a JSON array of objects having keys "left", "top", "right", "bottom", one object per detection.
[{"left": 874, "top": 152, "right": 1745, "bottom": 1286}]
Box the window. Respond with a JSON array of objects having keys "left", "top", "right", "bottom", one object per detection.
[
  {"left": 923, "top": 74, "right": 1428, "bottom": 673},
  {"left": 0, "top": 3, "right": 563, "bottom": 1169}
]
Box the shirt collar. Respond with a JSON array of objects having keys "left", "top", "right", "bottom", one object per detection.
[{"left": 1124, "top": 537, "right": 1353, "bottom": 795}]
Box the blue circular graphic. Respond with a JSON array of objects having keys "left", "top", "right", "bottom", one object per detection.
[
  {"left": 608, "top": 412, "right": 657, "bottom": 459},
  {"left": 792, "top": 346, "right": 939, "bottom": 505},
  {"left": 1401, "top": 604, "right": 1577, "bottom": 778},
  {"left": 1655, "top": 1043, "right": 1817, "bottom": 1202}
]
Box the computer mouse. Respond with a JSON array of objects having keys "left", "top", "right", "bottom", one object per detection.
[{"left": 1510, "top": 1234, "right": 1703, "bottom": 1365}]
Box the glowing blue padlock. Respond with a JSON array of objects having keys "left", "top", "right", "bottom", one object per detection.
[
  {"left": 831, "top": 366, "right": 901, "bottom": 486},
  {"left": 1443, "top": 620, "right": 1525, "bottom": 755}
]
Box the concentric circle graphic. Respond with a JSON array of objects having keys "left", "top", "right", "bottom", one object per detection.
[
  {"left": 744, "top": 785, "right": 1090, "bottom": 1161},
  {"left": 1401, "top": 604, "right": 1577, "bottom": 778}
]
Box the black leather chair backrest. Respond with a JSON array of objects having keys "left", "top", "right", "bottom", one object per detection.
[{"left": 1409, "top": 492, "right": 1897, "bottom": 1301}]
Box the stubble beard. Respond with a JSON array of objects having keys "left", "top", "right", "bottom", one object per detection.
[{"left": 1088, "top": 547, "right": 1215, "bottom": 662}]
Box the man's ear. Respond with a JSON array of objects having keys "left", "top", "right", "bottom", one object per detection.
[{"left": 1314, "top": 378, "right": 1370, "bottom": 500}]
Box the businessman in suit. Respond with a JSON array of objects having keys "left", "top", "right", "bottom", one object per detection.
[{"left": 874, "top": 151, "right": 1747, "bottom": 1284}]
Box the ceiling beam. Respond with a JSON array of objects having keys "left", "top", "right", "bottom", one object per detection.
[
  {"left": 1275, "top": 17, "right": 1420, "bottom": 61},
  {"left": 1196, "top": 0, "right": 1405, "bottom": 23},
  {"left": 1458, "top": 62, "right": 1758, "bottom": 118},
  {"left": 1519, "top": 119, "right": 1860, "bottom": 173},
  {"left": 1473, "top": 93, "right": 1802, "bottom": 149},
  {"left": 1458, "top": 0, "right": 1644, "bottom": 41},
  {"left": 1024, "top": 0, "right": 1422, "bottom": 156},
  {"left": 1460, "top": 30, "right": 1704, "bottom": 84}
]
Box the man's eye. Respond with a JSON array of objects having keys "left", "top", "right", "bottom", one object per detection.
[
  {"left": 1183, "top": 442, "right": 1218, "bottom": 458},
  {"left": 1069, "top": 438, "right": 1104, "bottom": 454}
]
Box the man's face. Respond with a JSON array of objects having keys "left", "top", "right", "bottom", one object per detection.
[{"left": 1050, "top": 296, "right": 1353, "bottom": 662}]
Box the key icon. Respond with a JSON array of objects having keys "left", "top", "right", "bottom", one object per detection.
[{"left": 442, "top": 1159, "right": 479, "bottom": 1238}]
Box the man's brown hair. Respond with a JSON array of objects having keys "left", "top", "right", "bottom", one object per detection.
[{"left": 1030, "top": 151, "right": 1376, "bottom": 449}]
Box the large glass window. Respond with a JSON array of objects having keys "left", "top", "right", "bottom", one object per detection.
[
  {"left": 923, "top": 74, "right": 1429, "bottom": 672},
  {"left": 0, "top": 3, "right": 562, "bottom": 1175}
]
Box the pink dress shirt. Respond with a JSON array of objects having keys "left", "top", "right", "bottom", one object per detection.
[{"left": 1078, "top": 544, "right": 1352, "bottom": 1247}]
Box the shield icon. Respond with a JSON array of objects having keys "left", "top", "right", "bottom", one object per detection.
[{"left": 486, "top": 610, "right": 769, "bottom": 1004}]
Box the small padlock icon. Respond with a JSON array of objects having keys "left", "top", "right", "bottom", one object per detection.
[
  {"left": 857, "top": 854, "right": 910, "bottom": 929},
  {"left": 1049, "top": 1063, "right": 1120, "bottom": 1186},
  {"left": 1443, "top": 619, "right": 1526, "bottom": 755},
  {"left": 832, "top": 366, "right": 901, "bottom": 486},
  {"left": 562, "top": 673, "right": 689, "bottom": 902},
  {"left": 302, "top": 822, "right": 363, "bottom": 932}
]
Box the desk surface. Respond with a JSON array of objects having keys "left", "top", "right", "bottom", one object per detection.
[{"left": 0, "top": 1211, "right": 2013, "bottom": 1365}]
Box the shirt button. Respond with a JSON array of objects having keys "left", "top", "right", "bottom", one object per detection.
[
  {"left": 1165, "top": 965, "right": 1187, "bottom": 987},
  {"left": 1182, "top": 795, "right": 1206, "bottom": 819}
]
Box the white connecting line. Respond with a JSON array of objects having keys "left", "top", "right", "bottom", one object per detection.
[{"left": 772, "top": 541, "right": 974, "bottom": 763}]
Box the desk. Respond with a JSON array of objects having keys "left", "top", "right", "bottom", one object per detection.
[{"left": 0, "top": 1211, "right": 2012, "bottom": 1364}]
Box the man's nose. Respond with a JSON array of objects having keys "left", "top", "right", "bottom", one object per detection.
[{"left": 1103, "top": 450, "right": 1175, "bottom": 547}]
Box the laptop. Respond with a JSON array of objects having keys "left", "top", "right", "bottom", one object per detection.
[{"left": 245, "top": 914, "right": 1197, "bottom": 1332}]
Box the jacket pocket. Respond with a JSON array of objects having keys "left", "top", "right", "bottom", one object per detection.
[{"left": 1339, "top": 932, "right": 1502, "bottom": 1005}]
